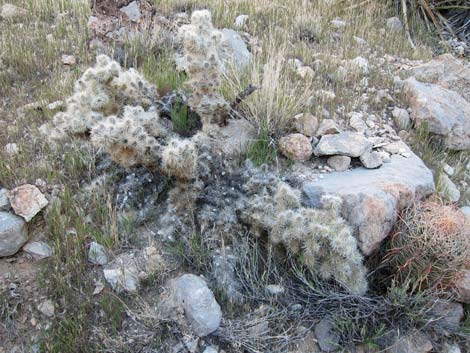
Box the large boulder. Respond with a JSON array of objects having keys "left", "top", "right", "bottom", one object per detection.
[
  {"left": 409, "top": 54, "right": 470, "bottom": 99},
  {"left": 0, "top": 212, "right": 28, "bottom": 257},
  {"left": 404, "top": 77, "right": 470, "bottom": 150},
  {"left": 303, "top": 152, "right": 435, "bottom": 255}
]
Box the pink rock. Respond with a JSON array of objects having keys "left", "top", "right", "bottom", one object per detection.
[
  {"left": 8, "top": 184, "right": 48, "bottom": 222},
  {"left": 279, "top": 134, "right": 313, "bottom": 161}
]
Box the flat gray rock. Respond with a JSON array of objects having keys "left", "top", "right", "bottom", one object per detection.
[
  {"left": 314, "top": 132, "right": 372, "bottom": 157},
  {"left": 314, "top": 317, "right": 339, "bottom": 352},
  {"left": 0, "top": 212, "right": 28, "bottom": 257},
  {"left": 303, "top": 153, "right": 434, "bottom": 255}
]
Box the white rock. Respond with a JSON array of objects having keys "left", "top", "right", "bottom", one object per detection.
[
  {"left": 386, "top": 17, "right": 403, "bottom": 32},
  {"left": 120, "top": 1, "right": 141, "bottom": 22},
  {"left": 61, "top": 55, "right": 76, "bottom": 66},
  {"left": 460, "top": 206, "right": 470, "bottom": 217},
  {"left": 443, "top": 163, "right": 455, "bottom": 176},
  {"left": 220, "top": 28, "right": 252, "bottom": 72},
  {"left": 316, "top": 119, "right": 340, "bottom": 136},
  {"left": 234, "top": 14, "right": 249, "bottom": 28},
  {"left": 265, "top": 284, "right": 285, "bottom": 295},
  {"left": 360, "top": 151, "right": 383, "bottom": 169},
  {"left": 294, "top": 113, "right": 319, "bottom": 136},
  {"left": 88, "top": 241, "right": 108, "bottom": 265},
  {"left": 0, "top": 212, "right": 28, "bottom": 257},
  {"left": 327, "top": 155, "right": 351, "bottom": 172},
  {"left": 23, "top": 241, "right": 52, "bottom": 259},
  {"left": 4, "top": 143, "right": 18, "bottom": 155},
  {"left": 297, "top": 66, "right": 315, "bottom": 79},
  {"left": 203, "top": 347, "right": 218, "bottom": 353},
  {"left": 0, "top": 188, "right": 10, "bottom": 211},
  {"left": 163, "top": 274, "right": 222, "bottom": 337},
  {"left": 349, "top": 112, "right": 367, "bottom": 132},
  {"left": 392, "top": 107, "right": 411, "bottom": 130},
  {"left": 330, "top": 19, "right": 346, "bottom": 29},
  {"left": 347, "top": 56, "right": 369, "bottom": 76},
  {"left": 0, "top": 3, "right": 27, "bottom": 20},
  {"left": 37, "top": 299, "right": 55, "bottom": 317},
  {"left": 438, "top": 175, "right": 460, "bottom": 202},
  {"left": 314, "top": 132, "right": 372, "bottom": 158}
]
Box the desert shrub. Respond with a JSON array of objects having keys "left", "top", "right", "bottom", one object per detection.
[
  {"left": 383, "top": 199, "right": 470, "bottom": 294},
  {"left": 393, "top": 0, "right": 470, "bottom": 41},
  {"left": 243, "top": 181, "right": 368, "bottom": 295}
]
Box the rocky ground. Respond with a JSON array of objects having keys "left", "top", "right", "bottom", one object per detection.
[{"left": 0, "top": 0, "right": 469, "bottom": 352}]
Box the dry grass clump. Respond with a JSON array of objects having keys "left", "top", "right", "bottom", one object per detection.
[{"left": 384, "top": 199, "right": 470, "bottom": 294}]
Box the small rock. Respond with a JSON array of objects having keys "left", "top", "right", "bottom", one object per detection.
[
  {"left": 331, "top": 19, "right": 346, "bottom": 29},
  {"left": 353, "top": 36, "right": 367, "bottom": 46},
  {"left": 460, "top": 206, "right": 470, "bottom": 217},
  {"left": 23, "top": 241, "right": 52, "bottom": 259},
  {"left": 104, "top": 246, "right": 162, "bottom": 293},
  {"left": 392, "top": 108, "right": 411, "bottom": 130},
  {"left": 360, "top": 151, "right": 383, "bottom": 169},
  {"left": 327, "top": 155, "right": 351, "bottom": 172},
  {"left": 220, "top": 28, "right": 252, "bottom": 72},
  {"left": 375, "top": 89, "right": 393, "bottom": 104},
  {"left": 61, "top": 55, "right": 76, "bottom": 66},
  {"left": 0, "top": 212, "right": 28, "bottom": 257},
  {"left": 120, "top": 1, "right": 141, "bottom": 22},
  {"left": 163, "top": 274, "right": 222, "bottom": 337},
  {"left": 377, "top": 151, "right": 391, "bottom": 163},
  {"left": 294, "top": 113, "right": 319, "bottom": 136},
  {"left": 438, "top": 175, "right": 460, "bottom": 202},
  {"left": 203, "top": 347, "right": 218, "bottom": 353},
  {"left": 8, "top": 184, "right": 48, "bottom": 222},
  {"left": 46, "top": 101, "right": 64, "bottom": 111},
  {"left": 314, "top": 132, "right": 372, "bottom": 157},
  {"left": 234, "top": 14, "right": 249, "bottom": 28},
  {"left": 455, "top": 270, "right": 470, "bottom": 303},
  {"left": 443, "top": 164, "right": 455, "bottom": 176},
  {"left": 316, "top": 90, "right": 336, "bottom": 101},
  {"left": 386, "top": 17, "right": 403, "bottom": 31},
  {"left": 314, "top": 317, "right": 339, "bottom": 352},
  {"left": 4, "top": 143, "right": 18, "bottom": 155},
  {"left": 317, "top": 119, "right": 340, "bottom": 136},
  {"left": 389, "top": 330, "right": 433, "bottom": 353},
  {"left": 88, "top": 242, "right": 108, "bottom": 265},
  {"left": 37, "top": 299, "right": 54, "bottom": 317},
  {"left": 347, "top": 56, "right": 369, "bottom": 76},
  {"left": 279, "top": 134, "right": 313, "bottom": 161},
  {"left": 297, "top": 66, "right": 315, "bottom": 79},
  {"left": 0, "top": 3, "right": 27, "bottom": 20},
  {"left": 265, "top": 284, "right": 285, "bottom": 295},
  {"left": 442, "top": 343, "right": 461, "bottom": 353},
  {"left": 0, "top": 189, "right": 10, "bottom": 211},
  {"left": 431, "top": 301, "right": 464, "bottom": 330},
  {"left": 349, "top": 112, "right": 367, "bottom": 132}
]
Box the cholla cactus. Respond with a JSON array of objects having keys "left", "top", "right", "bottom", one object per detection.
[
  {"left": 90, "top": 106, "right": 167, "bottom": 168},
  {"left": 178, "top": 10, "right": 229, "bottom": 130},
  {"left": 53, "top": 54, "right": 157, "bottom": 136},
  {"left": 53, "top": 55, "right": 199, "bottom": 179},
  {"left": 244, "top": 182, "right": 368, "bottom": 295},
  {"left": 162, "top": 138, "right": 198, "bottom": 181}
]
